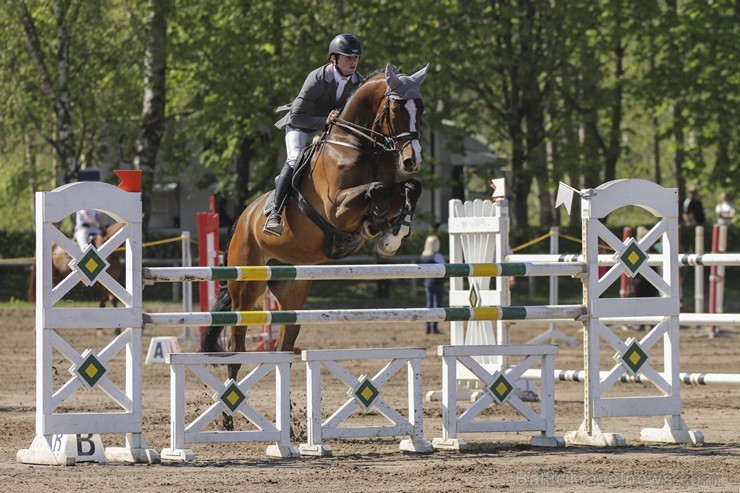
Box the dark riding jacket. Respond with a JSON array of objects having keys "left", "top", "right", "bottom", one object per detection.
[{"left": 275, "top": 63, "right": 363, "bottom": 132}]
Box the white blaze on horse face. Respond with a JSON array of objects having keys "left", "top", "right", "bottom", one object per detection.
[{"left": 404, "top": 99, "right": 423, "bottom": 171}]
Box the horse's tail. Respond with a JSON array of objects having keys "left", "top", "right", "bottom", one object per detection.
[
  {"left": 27, "top": 261, "right": 36, "bottom": 302},
  {"left": 199, "top": 219, "right": 238, "bottom": 352},
  {"left": 200, "top": 286, "right": 232, "bottom": 352}
]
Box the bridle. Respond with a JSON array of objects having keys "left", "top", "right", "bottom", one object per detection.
[{"left": 324, "top": 95, "right": 419, "bottom": 157}]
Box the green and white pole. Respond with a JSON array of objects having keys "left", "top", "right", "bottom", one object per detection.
[
  {"left": 144, "top": 262, "right": 585, "bottom": 283},
  {"left": 143, "top": 304, "right": 586, "bottom": 328}
]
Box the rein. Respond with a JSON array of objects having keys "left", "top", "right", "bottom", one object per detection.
[{"left": 324, "top": 97, "right": 419, "bottom": 155}]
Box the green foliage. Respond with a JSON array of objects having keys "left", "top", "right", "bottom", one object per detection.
[{"left": 0, "top": 0, "right": 737, "bottom": 232}]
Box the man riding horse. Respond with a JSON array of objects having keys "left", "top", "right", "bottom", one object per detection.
[
  {"left": 265, "top": 33, "right": 365, "bottom": 236},
  {"left": 201, "top": 33, "right": 429, "bottom": 394}
]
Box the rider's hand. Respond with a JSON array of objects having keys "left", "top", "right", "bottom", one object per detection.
[{"left": 326, "top": 109, "right": 340, "bottom": 125}]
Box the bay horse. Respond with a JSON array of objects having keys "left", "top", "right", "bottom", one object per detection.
[
  {"left": 202, "top": 64, "right": 429, "bottom": 377},
  {"left": 28, "top": 222, "right": 125, "bottom": 312}
]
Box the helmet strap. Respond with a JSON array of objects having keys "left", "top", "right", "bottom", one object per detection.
[{"left": 332, "top": 57, "right": 351, "bottom": 78}]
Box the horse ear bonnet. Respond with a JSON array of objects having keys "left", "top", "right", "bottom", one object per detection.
[{"left": 384, "top": 64, "right": 430, "bottom": 100}]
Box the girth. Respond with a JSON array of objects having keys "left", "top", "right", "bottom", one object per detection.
[{"left": 295, "top": 192, "right": 363, "bottom": 260}]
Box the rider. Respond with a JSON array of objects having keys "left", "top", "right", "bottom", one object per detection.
[
  {"left": 73, "top": 209, "right": 104, "bottom": 250},
  {"left": 264, "top": 33, "right": 364, "bottom": 237}
]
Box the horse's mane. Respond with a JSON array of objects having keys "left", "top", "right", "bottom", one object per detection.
[
  {"left": 344, "top": 66, "right": 400, "bottom": 106},
  {"left": 357, "top": 65, "right": 401, "bottom": 89}
]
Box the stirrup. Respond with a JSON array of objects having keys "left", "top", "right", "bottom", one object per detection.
[{"left": 263, "top": 213, "right": 284, "bottom": 237}]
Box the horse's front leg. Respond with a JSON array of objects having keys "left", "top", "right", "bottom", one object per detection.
[
  {"left": 376, "top": 179, "right": 422, "bottom": 258},
  {"left": 333, "top": 181, "right": 390, "bottom": 238}
]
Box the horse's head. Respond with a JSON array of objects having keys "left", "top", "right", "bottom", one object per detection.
[{"left": 381, "top": 64, "right": 429, "bottom": 173}]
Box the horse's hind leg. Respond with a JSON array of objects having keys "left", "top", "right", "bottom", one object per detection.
[
  {"left": 269, "top": 279, "right": 312, "bottom": 353},
  {"left": 227, "top": 279, "right": 268, "bottom": 380},
  {"left": 216, "top": 279, "right": 266, "bottom": 431}
]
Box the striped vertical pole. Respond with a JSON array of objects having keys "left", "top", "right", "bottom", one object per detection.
[
  {"left": 197, "top": 204, "right": 220, "bottom": 349},
  {"left": 709, "top": 224, "right": 719, "bottom": 336}
]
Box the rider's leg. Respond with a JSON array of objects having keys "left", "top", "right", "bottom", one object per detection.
[
  {"left": 74, "top": 228, "right": 90, "bottom": 250},
  {"left": 263, "top": 127, "right": 312, "bottom": 237},
  {"left": 263, "top": 163, "right": 294, "bottom": 236}
]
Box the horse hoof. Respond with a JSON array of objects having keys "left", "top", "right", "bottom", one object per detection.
[
  {"left": 376, "top": 223, "right": 410, "bottom": 258},
  {"left": 375, "top": 237, "right": 399, "bottom": 258}
]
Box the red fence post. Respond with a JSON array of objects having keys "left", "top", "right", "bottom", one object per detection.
[{"left": 197, "top": 198, "right": 220, "bottom": 349}]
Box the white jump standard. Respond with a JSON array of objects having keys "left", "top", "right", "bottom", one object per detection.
[
  {"left": 18, "top": 181, "right": 159, "bottom": 466},
  {"left": 564, "top": 179, "right": 703, "bottom": 446}
]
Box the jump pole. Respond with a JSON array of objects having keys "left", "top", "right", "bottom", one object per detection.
[
  {"left": 521, "top": 368, "right": 740, "bottom": 386},
  {"left": 144, "top": 262, "right": 586, "bottom": 283},
  {"left": 143, "top": 305, "right": 587, "bottom": 328}
]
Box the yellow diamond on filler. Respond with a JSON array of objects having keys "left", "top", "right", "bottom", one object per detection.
[
  {"left": 616, "top": 238, "right": 648, "bottom": 277},
  {"left": 219, "top": 381, "right": 246, "bottom": 414},
  {"left": 70, "top": 244, "right": 110, "bottom": 286},
  {"left": 615, "top": 338, "right": 649, "bottom": 375},
  {"left": 73, "top": 350, "right": 108, "bottom": 389},
  {"left": 84, "top": 258, "right": 100, "bottom": 273},
  {"left": 488, "top": 373, "right": 514, "bottom": 404},
  {"left": 353, "top": 378, "right": 380, "bottom": 410}
]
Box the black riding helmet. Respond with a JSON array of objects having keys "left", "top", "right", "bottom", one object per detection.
[{"left": 328, "top": 34, "right": 363, "bottom": 58}]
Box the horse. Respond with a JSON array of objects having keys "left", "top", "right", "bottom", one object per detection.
[
  {"left": 28, "top": 222, "right": 125, "bottom": 313},
  {"left": 202, "top": 64, "right": 429, "bottom": 380}
]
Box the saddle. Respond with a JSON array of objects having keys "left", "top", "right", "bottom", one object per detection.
[{"left": 262, "top": 142, "right": 362, "bottom": 260}]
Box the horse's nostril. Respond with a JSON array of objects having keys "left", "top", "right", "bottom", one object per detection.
[{"left": 403, "top": 159, "right": 415, "bottom": 171}]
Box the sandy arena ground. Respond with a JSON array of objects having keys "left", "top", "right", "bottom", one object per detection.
[{"left": 1, "top": 305, "right": 740, "bottom": 492}]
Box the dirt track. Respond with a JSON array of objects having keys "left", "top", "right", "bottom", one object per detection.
[{"left": 2, "top": 306, "right": 739, "bottom": 492}]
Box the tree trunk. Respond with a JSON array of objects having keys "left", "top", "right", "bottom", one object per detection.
[
  {"left": 665, "top": 0, "right": 686, "bottom": 205},
  {"left": 18, "top": 0, "right": 79, "bottom": 185},
  {"left": 25, "top": 131, "right": 39, "bottom": 229},
  {"left": 234, "top": 136, "right": 253, "bottom": 210},
  {"left": 511, "top": 136, "right": 531, "bottom": 229},
  {"left": 603, "top": 28, "right": 624, "bottom": 184},
  {"left": 672, "top": 103, "right": 686, "bottom": 205},
  {"left": 134, "top": 0, "right": 170, "bottom": 231}
]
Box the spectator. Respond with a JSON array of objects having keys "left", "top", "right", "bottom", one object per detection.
[
  {"left": 715, "top": 192, "right": 736, "bottom": 227},
  {"left": 683, "top": 186, "right": 705, "bottom": 226},
  {"left": 73, "top": 209, "right": 105, "bottom": 250},
  {"left": 419, "top": 235, "right": 445, "bottom": 335}
]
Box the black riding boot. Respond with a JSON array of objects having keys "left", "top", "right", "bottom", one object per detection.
[{"left": 263, "top": 164, "right": 294, "bottom": 237}]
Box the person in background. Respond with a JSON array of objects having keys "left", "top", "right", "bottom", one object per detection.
[
  {"left": 73, "top": 209, "right": 104, "bottom": 250},
  {"left": 420, "top": 235, "right": 445, "bottom": 334},
  {"left": 683, "top": 186, "right": 705, "bottom": 227},
  {"left": 715, "top": 191, "right": 736, "bottom": 227}
]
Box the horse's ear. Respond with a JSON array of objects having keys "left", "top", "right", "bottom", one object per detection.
[
  {"left": 385, "top": 64, "right": 402, "bottom": 91},
  {"left": 410, "top": 63, "right": 430, "bottom": 86}
]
